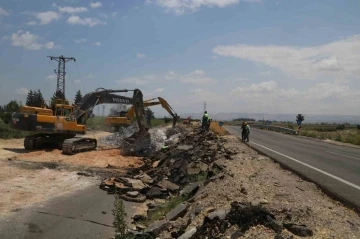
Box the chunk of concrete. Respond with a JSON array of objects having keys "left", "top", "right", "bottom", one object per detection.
[
  {"left": 144, "top": 220, "right": 170, "bottom": 236},
  {"left": 157, "top": 180, "right": 180, "bottom": 191},
  {"left": 208, "top": 209, "right": 227, "bottom": 220},
  {"left": 126, "top": 191, "right": 139, "bottom": 198},
  {"left": 146, "top": 187, "right": 168, "bottom": 199},
  {"left": 177, "top": 227, "right": 197, "bottom": 239},
  {"left": 166, "top": 202, "right": 190, "bottom": 221},
  {"left": 180, "top": 182, "right": 202, "bottom": 197}
]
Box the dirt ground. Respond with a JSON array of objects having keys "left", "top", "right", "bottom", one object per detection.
[
  {"left": 0, "top": 131, "right": 143, "bottom": 216},
  {"left": 160, "top": 135, "right": 360, "bottom": 239}
]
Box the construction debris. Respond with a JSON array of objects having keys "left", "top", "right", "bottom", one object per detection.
[{"left": 99, "top": 124, "right": 360, "bottom": 239}]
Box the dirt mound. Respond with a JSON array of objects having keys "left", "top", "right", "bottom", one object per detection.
[{"left": 16, "top": 148, "right": 143, "bottom": 169}]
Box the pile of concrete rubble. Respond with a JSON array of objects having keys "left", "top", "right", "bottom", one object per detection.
[{"left": 100, "top": 126, "right": 314, "bottom": 239}]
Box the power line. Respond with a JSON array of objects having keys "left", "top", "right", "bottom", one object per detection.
[{"left": 47, "top": 55, "right": 76, "bottom": 100}]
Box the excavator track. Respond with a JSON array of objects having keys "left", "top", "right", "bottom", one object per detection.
[
  {"left": 24, "top": 136, "right": 35, "bottom": 150},
  {"left": 62, "top": 137, "right": 97, "bottom": 155},
  {"left": 24, "top": 133, "right": 75, "bottom": 151}
]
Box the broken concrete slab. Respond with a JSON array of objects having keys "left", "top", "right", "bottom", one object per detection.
[
  {"left": 126, "top": 191, "right": 139, "bottom": 198},
  {"left": 187, "top": 161, "right": 209, "bottom": 175},
  {"left": 180, "top": 181, "right": 203, "bottom": 197},
  {"left": 208, "top": 209, "right": 227, "bottom": 220},
  {"left": 283, "top": 223, "right": 313, "bottom": 237},
  {"left": 146, "top": 187, "right": 168, "bottom": 199},
  {"left": 177, "top": 145, "right": 194, "bottom": 151},
  {"left": 134, "top": 173, "right": 154, "bottom": 184},
  {"left": 177, "top": 227, "right": 197, "bottom": 239},
  {"left": 157, "top": 180, "right": 180, "bottom": 191},
  {"left": 117, "top": 177, "right": 147, "bottom": 190},
  {"left": 144, "top": 220, "right": 170, "bottom": 236},
  {"left": 166, "top": 202, "right": 190, "bottom": 221}
]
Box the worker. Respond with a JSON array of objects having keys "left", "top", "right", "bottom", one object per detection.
[
  {"left": 206, "top": 116, "right": 211, "bottom": 131},
  {"left": 241, "top": 121, "right": 246, "bottom": 142},
  {"left": 243, "top": 121, "right": 250, "bottom": 142},
  {"left": 202, "top": 111, "right": 210, "bottom": 131}
]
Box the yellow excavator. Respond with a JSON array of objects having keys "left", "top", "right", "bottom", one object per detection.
[
  {"left": 10, "top": 88, "right": 149, "bottom": 154},
  {"left": 105, "top": 97, "right": 179, "bottom": 132}
]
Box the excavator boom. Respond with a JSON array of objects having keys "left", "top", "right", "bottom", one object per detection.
[{"left": 106, "top": 97, "right": 179, "bottom": 131}]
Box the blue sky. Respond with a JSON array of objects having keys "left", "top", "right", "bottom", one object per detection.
[{"left": 0, "top": 0, "right": 360, "bottom": 117}]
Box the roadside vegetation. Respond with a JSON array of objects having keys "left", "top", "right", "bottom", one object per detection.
[
  {"left": 210, "top": 121, "right": 227, "bottom": 135},
  {"left": 271, "top": 122, "right": 360, "bottom": 146}
]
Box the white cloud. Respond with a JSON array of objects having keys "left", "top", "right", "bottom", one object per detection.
[
  {"left": 74, "top": 38, "right": 87, "bottom": 43},
  {"left": 58, "top": 6, "right": 88, "bottom": 14},
  {"left": 93, "top": 41, "right": 101, "bottom": 46},
  {"left": 0, "top": 7, "right": 10, "bottom": 16},
  {"left": 27, "top": 21, "right": 37, "bottom": 26},
  {"left": 180, "top": 70, "right": 214, "bottom": 84},
  {"left": 73, "top": 79, "right": 81, "bottom": 84},
  {"left": 15, "top": 88, "right": 29, "bottom": 95},
  {"left": 36, "top": 11, "right": 60, "bottom": 25},
  {"left": 67, "top": 16, "right": 105, "bottom": 27},
  {"left": 90, "top": 2, "right": 102, "bottom": 8},
  {"left": 85, "top": 74, "right": 95, "bottom": 79},
  {"left": 144, "top": 88, "right": 166, "bottom": 96},
  {"left": 137, "top": 53, "right": 146, "bottom": 58},
  {"left": 229, "top": 80, "right": 360, "bottom": 114},
  {"left": 45, "top": 74, "right": 57, "bottom": 81},
  {"left": 260, "top": 70, "right": 271, "bottom": 76},
  {"left": 213, "top": 34, "right": 360, "bottom": 80},
  {"left": 118, "top": 77, "right": 149, "bottom": 85},
  {"left": 147, "top": 0, "right": 259, "bottom": 15},
  {"left": 11, "top": 30, "right": 56, "bottom": 50}
]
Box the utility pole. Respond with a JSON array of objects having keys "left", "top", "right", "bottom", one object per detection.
[
  {"left": 204, "top": 102, "right": 207, "bottom": 112},
  {"left": 47, "top": 55, "right": 76, "bottom": 100}
]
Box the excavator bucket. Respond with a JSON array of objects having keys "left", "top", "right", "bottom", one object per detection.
[{"left": 121, "top": 128, "right": 152, "bottom": 156}]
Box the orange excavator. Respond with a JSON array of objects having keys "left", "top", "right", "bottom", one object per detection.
[
  {"left": 10, "top": 88, "right": 149, "bottom": 154},
  {"left": 105, "top": 97, "right": 179, "bottom": 132}
]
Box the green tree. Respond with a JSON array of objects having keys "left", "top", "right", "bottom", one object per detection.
[
  {"left": 0, "top": 101, "right": 21, "bottom": 123},
  {"left": 35, "top": 89, "right": 44, "bottom": 107},
  {"left": 74, "top": 90, "right": 83, "bottom": 105},
  {"left": 145, "top": 108, "right": 154, "bottom": 126},
  {"left": 51, "top": 90, "right": 69, "bottom": 106},
  {"left": 26, "top": 90, "right": 35, "bottom": 106}
]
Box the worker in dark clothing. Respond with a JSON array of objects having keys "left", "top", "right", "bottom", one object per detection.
[{"left": 241, "top": 121, "right": 246, "bottom": 142}]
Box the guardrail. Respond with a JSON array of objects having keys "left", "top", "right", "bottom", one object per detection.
[{"left": 250, "top": 124, "right": 297, "bottom": 135}]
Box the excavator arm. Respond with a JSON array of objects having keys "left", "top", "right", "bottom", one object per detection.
[
  {"left": 74, "top": 88, "right": 146, "bottom": 131},
  {"left": 125, "top": 97, "right": 179, "bottom": 127}
]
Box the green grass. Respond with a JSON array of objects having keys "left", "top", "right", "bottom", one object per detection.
[
  {"left": 300, "top": 129, "right": 360, "bottom": 146},
  {"left": 0, "top": 119, "right": 28, "bottom": 139},
  {"left": 86, "top": 116, "right": 107, "bottom": 130},
  {"left": 149, "top": 118, "right": 166, "bottom": 127}
]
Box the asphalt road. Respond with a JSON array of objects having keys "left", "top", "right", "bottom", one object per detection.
[
  {"left": 0, "top": 184, "right": 140, "bottom": 239},
  {"left": 226, "top": 126, "right": 360, "bottom": 210}
]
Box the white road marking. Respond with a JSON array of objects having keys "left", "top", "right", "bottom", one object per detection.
[
  {"left": 325, "top": 151, "right": 360, "bottom": 161},
  {"left": 249, "top": 141, "right": 360, "bottom": 191}
]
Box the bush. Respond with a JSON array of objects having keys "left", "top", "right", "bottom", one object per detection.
[
  {"left": 0, "top": 119, "right": 28, "bottom": 139},
  {"left": 336, "top": 124, "right": 346, "bottom": 130},
  {"left": 357, "top": 124, "right": 360, "bottom": 130}
]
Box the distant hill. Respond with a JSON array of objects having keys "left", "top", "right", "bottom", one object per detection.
[{"left": 179, "top": 112, "right": 360, "bottom": 124}]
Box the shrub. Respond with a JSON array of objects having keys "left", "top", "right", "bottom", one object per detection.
[{"left": 336, "top": 125, "right": 346, "bottom": 130}]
